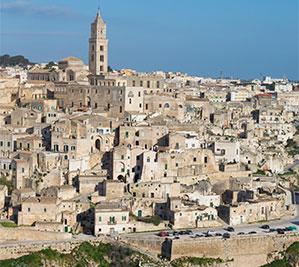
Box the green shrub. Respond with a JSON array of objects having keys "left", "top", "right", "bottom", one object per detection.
[
  {"left": 0, "top": 221, "right": 17, "bottom": 228},
  {"left": 137, "top": 215, "right": 162, "bottom": 226},
  {"left": 172, "top": 257, "right": 223, "bottom": 267}
]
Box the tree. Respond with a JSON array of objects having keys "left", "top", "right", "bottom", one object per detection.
[{"left": 44, "top": 61, "right": 57, "bottom": 69}]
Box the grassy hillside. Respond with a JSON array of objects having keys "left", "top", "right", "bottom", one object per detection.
[
  {"left": 0, "top": 241, "right": 158, "bottom": 267},
  {"left": 261, "top": 241, "right": 299, "bottom": 267}
]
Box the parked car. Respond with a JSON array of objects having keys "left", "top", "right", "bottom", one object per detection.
[
  {"left": 179, "top": 230, "right": 189, "bottom": 235},
  {"left": 277, "top": 229, "right": 285, "bottom": 235},
  {"left": 261, "top": 225, "right": 270, "bottom": 229},
  {"left": 205, "top": 233, "right": 213, "bottom": 237},
  {"left": 226, "top": 227, "right": 235, "bottom": 232},
  {"left": 158, "top": 231, "right": 168, "bottom": 237},
  {"left": 237, "top": 232, "right": 245, "bottom": 235},
  {"left": 223, "top": 233, "right": 231, "bottom": 239},
  {"left": 285, "top": 226, "right": 297, "bottom": 232},
  {"left": 248, "top": 231, "right": 257, "bottom": 235},
  {"left": 174, "top": 236, "right": 180, "bottom": 240},
  {"left": 173, "top": 231, "right": 179, "bottom": 236},
  {"left": 215, "top": 233, "right": 222, "bottom": 237},
  {"left": 186, "top": 229, "right": 193, "bottom": 235},
  {"left": 195, "top": 233, "right": 204, "bottom": 238}
]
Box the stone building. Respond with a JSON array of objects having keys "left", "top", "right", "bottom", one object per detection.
[
  {"left": 18, "top": 197, "right": 60, "bottom": 225},
  {"left": 167, "top": 197, "right": 218, "bottom": 229},
  {"left": 0, "top": 185, "right": 8, "bottom": 211},
  {"left": 212, "top": 139, "right": 240, "bottom": 164},
  {"left": 94, "top": 201, "right": 130, "bottom": 235}
]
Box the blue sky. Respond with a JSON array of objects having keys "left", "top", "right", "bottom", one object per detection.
[{"left": 1, "top": 0, "right": 298, "bottom": 80}]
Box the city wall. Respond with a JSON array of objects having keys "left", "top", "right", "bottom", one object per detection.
[
  {"left": 162, "top": 233, "right": 299, "bottom": 267},
  {"left": 121, "top": 235, "right": 164, "bottom": 256}
]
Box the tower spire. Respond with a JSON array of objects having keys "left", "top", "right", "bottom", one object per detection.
[
  {"left": 97, "top": 0, "right": 101, "bottom": 15},
  {"left": 89, "top": 1, "right": 108, "bottom": 75}
]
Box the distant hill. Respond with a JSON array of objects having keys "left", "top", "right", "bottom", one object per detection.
[{"left": 0, "top": 54, "right": 34, "bottom": 67}]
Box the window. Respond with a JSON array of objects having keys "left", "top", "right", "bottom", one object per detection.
[
  {"left": 63, "top": 145, "right": 69, "bottom": 153},
  {"left": 151, "top": 193, "right": 154, "bottom": 198},
  {"left": 165, "top": 164, "right": 168, "bottom": 170},
  {"left": 44, "top": 208, "right": 47, "bottom": 212},
  {"left": 157, "top": 81, "right": 160, "bottom": 88},
  {"left": 140, "top": 81, "right": 143, "bottom": 87},
  {"left": 125, "top": 131, "right": 129, "bottom": 138},
  {"left": 147, "top": 81, "right": 150, "bottom": 88},
  {"left": 122, "top": 216, "right": 127, "bottom": 221},
  {"left": 193, "top": 157, "right": 197, "bottom": 162},
  {"left": 204, "top": 156, "right": 208, "bottom": 164},
  {"left": 132, "top": 80, "right": 136, "bottom": 87},
  {"left": 119, "top": 106, "right": 122, "bottom": 113},
  {"left": 28, "top": 208, "right": 31, "bottom": 212},
  {"left": 109, "top": 216, "right": 115, "bottom": 224},
  {"left": 147, "top": 157, "right": 150, "bottom": 162},
  {"left": 99, "top": 216, "right": 102, "bottom": 222},
  {"left": 135, "top": 141, "right": 139, "bottom": 146},
  {"left": 0, "top": 141, "right": 3, "bottom": 147},
  {"left": 100, "top": 45, "right": 104, "bottom": 51},
  {"left": 100, "top": 55, "right": 104, "bottom": 62}
]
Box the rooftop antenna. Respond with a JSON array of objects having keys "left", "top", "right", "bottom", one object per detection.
[{"left": 97, "top": 0, "right": 101, "bottom": 15}]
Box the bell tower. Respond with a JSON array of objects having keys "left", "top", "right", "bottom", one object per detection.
[{"left": 89, "top": 11, "right": 108, "bottom": 75}]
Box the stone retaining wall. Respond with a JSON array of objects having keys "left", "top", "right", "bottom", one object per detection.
[{"left": 163, "top": 233, "right": 299, "bottom": 267}]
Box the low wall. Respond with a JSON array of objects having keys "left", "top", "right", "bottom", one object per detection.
[
  {"left": 0, "top": 237, "right": 106, "bottom": 260},
  {"left": 121, "top": 235, "right": 164, "bottom": 256},
  {"left": 163, "top": 233, "right": 299, "bottom": 267},
  {"left": 0, "top": 226, "right": 72, "bottom": 243}
]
